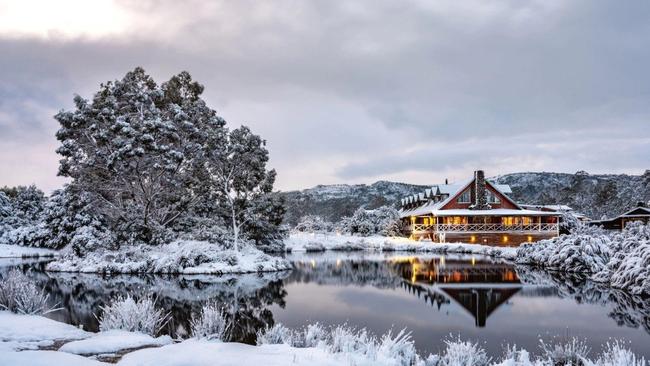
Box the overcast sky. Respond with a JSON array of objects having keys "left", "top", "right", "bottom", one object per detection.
[{"left": 1, "top": 0, "right": 649, "bottom": 193}]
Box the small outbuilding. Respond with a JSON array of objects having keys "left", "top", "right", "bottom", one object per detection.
[{"left": 588, "top": 203, "right": 650, "bottom": 230}]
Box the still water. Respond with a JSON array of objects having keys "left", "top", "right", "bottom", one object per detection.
[{"left": 2, "top": 252, "right": 650, "bottom": 359}]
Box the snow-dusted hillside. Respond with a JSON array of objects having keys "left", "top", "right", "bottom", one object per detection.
[
  {"left": 282, "top": 171, "right": 650, "bottom": 224},
  {"left": 281, "top": 181, "right": 427, "bottom": 225},
  {"left": 494, "top": 171, "right": 650, "bottom": 220}
]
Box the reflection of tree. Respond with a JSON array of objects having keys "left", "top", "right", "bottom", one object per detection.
[
  {"left": 516, "top": 265, "right": 650, "bottom": 334},
  {"left": 15, "top": 264, "right": 289, "bottom": 342}
]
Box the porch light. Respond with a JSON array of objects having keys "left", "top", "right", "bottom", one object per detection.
[
  {"left": 502, "top": 235, "right": 509, "bottom": 243},
  {"left": 470, "top": 235, "right": 476, "bottom": 243},
  {"left": 527, "top": 235, "right": 533, "bottom": 242}
]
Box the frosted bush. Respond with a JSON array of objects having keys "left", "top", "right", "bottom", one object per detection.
[
  {"left": 329, "top": 324, "right": 376, "bottom": 356},
  {"left": 294, "top": 215, "right": 334, "bottom": 233},
  {"left": 190, "top": 302, "right": 229, "bottom": 341},
  {"left": 595, "top": 341, "right": 645, "bottom": 366},
  {"left": 256, "top": 323, "right": 295, "bottom": 345},
  {"left": 376, "top": 329, "right": 417, "bottom": 366},
  {"left": 434, "top": 336, "right": 490, "bottom": 366},
  {"left": 0, "top": 269, "right": 58, "bottom": 315},
  {"left": 98, "top": 294, "right": 169, "bottom": 336},
  {"left": 302, "top": 322, "right": 328, "bottom": 348},
  {"left": 540, "top": 337, "right": 590, "bottom": 366}
]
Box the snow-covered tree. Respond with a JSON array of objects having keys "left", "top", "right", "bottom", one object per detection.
[
  {"left": 294, "top": 215, "right": 334, "bottom": 233},
  {"left": 338, "top": 206, "right": 402, "bottom": 237},
  {"left": 206, "top": 126, "right": 279, "bottom": 251},
  {"left": 52, "top": 68, "right": 284, "bottom": 249},
  {"left": 54, "top": 68, "right": 226, "bottom": 245}
]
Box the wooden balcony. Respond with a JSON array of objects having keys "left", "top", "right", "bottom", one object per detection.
[{"left": 410, "top": 223, "right": 558, "bottom": 234}]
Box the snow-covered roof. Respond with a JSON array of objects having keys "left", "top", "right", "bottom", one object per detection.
[
  {"left": 520, "top": 204, "right": 573, "bottom": 212},
  {"left": 619, "top": 206, "right": 650, "bottom": 218},
  {"left": 400, "top": 208, "right": 558, "bottom": 218}
]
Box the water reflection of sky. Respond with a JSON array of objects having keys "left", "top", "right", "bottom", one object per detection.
[{"left": 3, "top": 253, "right": 650, "bottom": 359}]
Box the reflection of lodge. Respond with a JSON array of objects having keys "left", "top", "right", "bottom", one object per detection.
[
  {"left": 399, "top": 170, "right": 560, "bottom": 245},
  {"left": 393, "top": 257, "right": 521, "bottom": 327}
]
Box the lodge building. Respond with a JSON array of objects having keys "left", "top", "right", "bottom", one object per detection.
[{"left": 399, "top": 170, "right": 560, "bottom": 246}]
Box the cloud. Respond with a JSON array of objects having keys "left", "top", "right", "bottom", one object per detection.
[{"left": 0, "top": 0, "right": 649, "bottom": 193}]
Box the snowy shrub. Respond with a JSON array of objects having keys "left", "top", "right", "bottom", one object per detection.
[
  {"left": 339, "top": 206, "right": 403, "bottom": 237},
  {"left": 376, "top": 329, "right": 418, "bottom": 366},
  {"left": 190, "top": 302, "right": 229, "bottom": 341},
  {"left": 302, "top": 322, "right": 329, "bottom": 348},
  {"left": 294, "top": 215, "right": 334, "bottom": 233},
  {"left": 595, "top": 341, "right": 645, "bottom": 366},
  {"left": 256, "top": 323, "right": 295, "bottom": 345},
  {"left": 500, "top": 345, "right": 534, "bottom": 366},
  {"left": 516, "top": 228, "right": 612, "bottom": 274},
  {"left": 328, "top": 324, "right": 376, "bottom": 356},
  {"left": 540, "top": 337, "right": 590, "bottom": 366},
  {"left": 99, "top": 294, "right": 170, "bottom": 336},
  {"left": 0, "top": 269, "right": 58, "bottom": 315},
  {"left": 433, "top": 336, "right": 490, "bottom": 366}
]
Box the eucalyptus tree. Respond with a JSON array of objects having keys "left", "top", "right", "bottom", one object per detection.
[{"left": 55, "top": 68, "right": 226, "bottom": 244}]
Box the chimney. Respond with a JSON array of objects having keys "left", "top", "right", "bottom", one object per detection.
[
  {"left": 445, "top": 178, "right": 448, "bottom": 185},
  {"left": 473, "top": 170, "right": 491, "bottom": 210},
  {"left": 638, "top": 201, "right": 647, "bottom": 208}
]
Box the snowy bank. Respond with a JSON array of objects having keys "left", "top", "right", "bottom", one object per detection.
[
  {"left": 45, "top": 240, "right": 291, "bottom": 274},
  {"left": 517, "top": 223, "right": 650, "bottom": 296},
  {"left": 285, "top": 232, "right": 517, "bottom": 260},
  {"left": 0, "top": 311, "right": 90, "bottom": 351},
  {"left": 0, "top": 313, "right": 646, "bottom": 366},
  {"left": 59, "top": 330, "right": 172, "bottom": 356},
  {"left": 118, "top": 340, "right": 337, "bottom": 366},
  {"left": 0, "top": 244, "right": 58, "bottom": 258}
]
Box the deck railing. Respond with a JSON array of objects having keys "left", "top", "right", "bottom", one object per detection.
[{"left": 410, "top": 223, "right": 558, "bottom": 233}]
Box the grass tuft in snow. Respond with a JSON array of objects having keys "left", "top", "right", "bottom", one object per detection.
[
  {"left": 540, "top": 337, "right": 590, "bottom": 366},
  {"left": 256, "top": 323, "right": 294, "bottom": 346},
  {"left": 190, "top": 302, "right": 229, "bottom": 341},
  {"left": 432, "top": 336, "right": 490, "bottom": 366},
  {"left": 595, "top": 340, "right": 646, "bottom": 366},
  {"left": 0, "top": 268, "right": 59, "bottom": 315},
  {"left": 98, "top": 294, "right": 170, "bottom": 336}
]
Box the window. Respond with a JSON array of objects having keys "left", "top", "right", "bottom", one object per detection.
[
  {"left": 487, "top": 191, "right": 501, "bottom": 204},
  {"left": 457, "top": 189, "right": 471, "bottom": 203}
]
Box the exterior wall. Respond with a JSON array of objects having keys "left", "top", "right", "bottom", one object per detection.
[
  {"left": 408, "top": 231, "right": 557, "bottom": 246},
  {"left": 442, "top": 184, "right": 518, "bottom": 210}
]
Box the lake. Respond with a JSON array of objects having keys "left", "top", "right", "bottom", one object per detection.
[{"left": 2, "top": 252, "right": 650, "bottom": 359}]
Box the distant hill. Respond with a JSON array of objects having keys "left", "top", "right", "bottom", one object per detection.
[
  {"left": 281, "top": 181, "right": 427, "bottom": 226},
  {"left": 280, "top": 171, "right": 650, "bottom": 225}
]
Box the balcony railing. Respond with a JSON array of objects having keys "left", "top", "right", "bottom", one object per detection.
[{"left": 410, "top": 223, "right": 558, "bottom": 233}]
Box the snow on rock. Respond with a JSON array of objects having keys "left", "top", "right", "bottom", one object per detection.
[
  {"left": 285, "top": 233, "right": 517, "bottom": 260},
  {"left": 0, "top": 244, "right": 58, "bottom": 258},
  {"left": 117, "top": 339, "right": 339, "bottom": 366},
  {"left": 45, "top": 240, "right": 291, "bottom": 274},
  {"left": 0, "top": 350, "right": 109, "bottom": 366},
  {"left": 0, "top": 311, "right": 90, "bottom": 351},
  {"left": 59, "top": 330, "right": 172, "bottom": 356}
]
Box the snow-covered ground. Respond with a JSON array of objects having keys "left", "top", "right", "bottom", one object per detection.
[
  {"left": 0, "top": 312, "right": 645, "bottom": 366},
  {"left": 0, "top": 244, "right": 58, "bottom": 258},
  {"left": 45, "top": 240, "right": 291, "bottom": 274},
  {"left": 285, "top": 232, "right": 517, "bottom": 260},
  {"left": 59, "top": 330, "right": 172, "bottom": 356}
]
